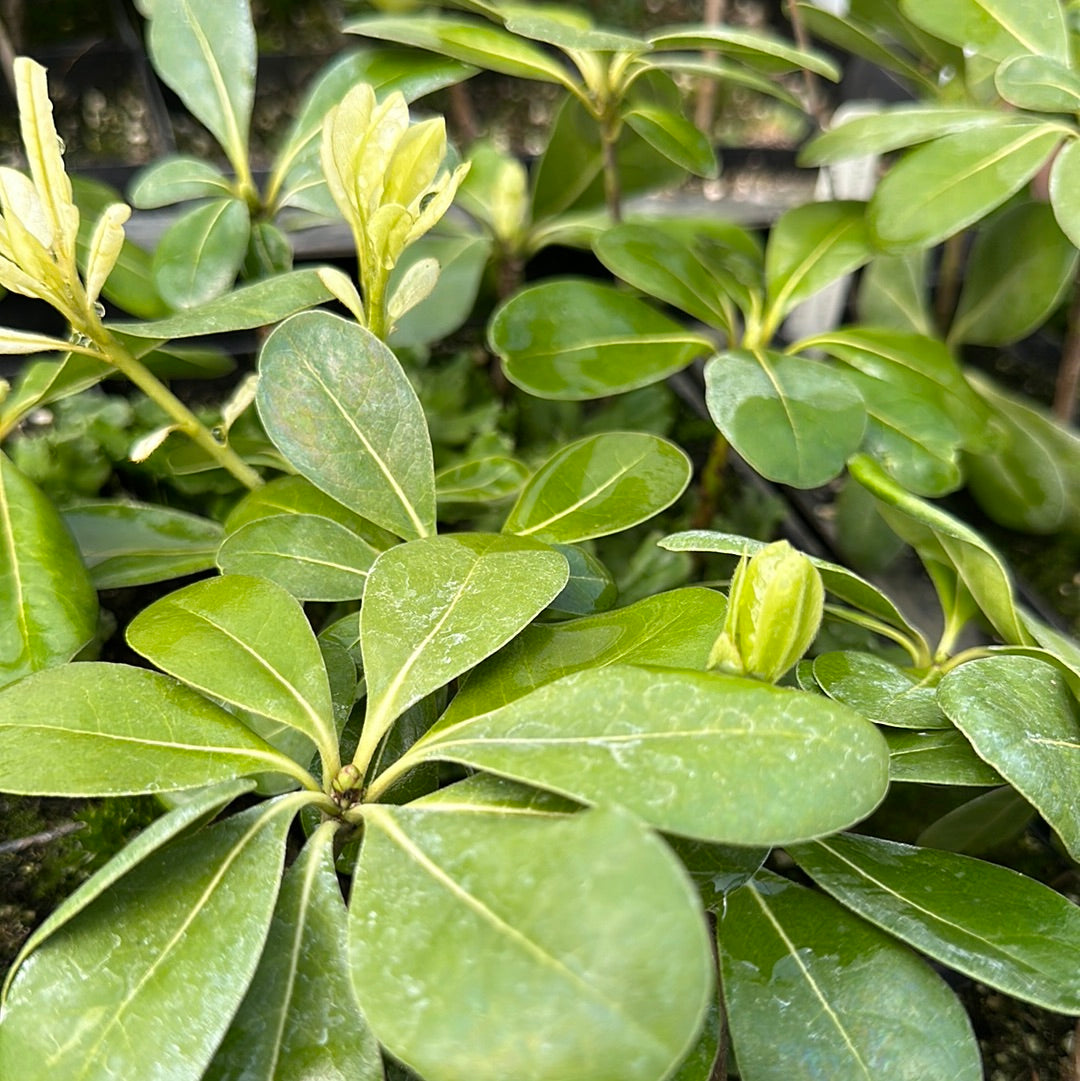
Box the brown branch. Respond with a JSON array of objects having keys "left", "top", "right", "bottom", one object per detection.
[
  {"left": 0, "top": 820, "right": 86, "bottom": 856},
  {"left": 1053, "top": 276, "right": 1080, "bottom": 423}
]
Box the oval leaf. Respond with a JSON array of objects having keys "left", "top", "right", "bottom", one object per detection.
[
  {"left": 792, "top": 833, "right": 1080, "bottom": 1014},
  {"left": 413, "top": 665, "right": 889, "bottom": 845},
  {"left": 129, "top": 155, "right": 232, "bottom": 209},
  {"left": 938, "top": 655, "right": 1080, "bottom": 860},
  {"left": 257, "top": 310, "right": 436, "bottom": 540},
  {"left": 719, "top": 871, "right": 981, "bottom": 1081},
  {"left": 503, "top": 431, "right": 691, "bottom": 544},
  {"left": 885, "top": 728, "right": 1004, "bottom": 786},
  {"left": 1050, "top": 137, "right": 1080, "bottom": 247},
  {"left": 705, "top": 349, "right": 866, "bottom": 488},
  {"left": 622, "top": 104, "right": 717, "bottom": 178},
  {"left": 996, "top": 53, "right": 1080, "bottom": 113},
  {"left": 0, "top": 454, "right": 97, "bottom": 689},
  {"left": 489, "top": 279, "right": 711, "bottom": 400},
  {"left": 899, "top": 0, "right": 1069, "bottom": 63},
  {"left": 436, "top": 456, "right": 529, "bottom": 504},
  {"left": 349, "top": 803, "right": 712, "bottom": 1081},
  {"left": 0, "top": 663, "right": 312, "bottom": 795}
]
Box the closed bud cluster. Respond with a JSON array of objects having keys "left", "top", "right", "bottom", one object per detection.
[{"left": 709, "top": 540, "right": 824, "bottom": 683}]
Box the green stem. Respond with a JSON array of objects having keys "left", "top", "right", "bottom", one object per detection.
[
  {"left": 599, "top": 112, "right": 623, "bottom": 223},
  {"left": 83, "top": 320, "right": 264, "bottom": 490},
  {"left": 364, "top": 265, "right": 390, "bottom": 342},
  {"left": 822, "top": 604, "right": 930, "bottom": 668},
  {"left": 691, "top": 432, "right": 729, "bottom": 530},
  {"left": 934, "top": 232, "right": 966, "bottom": 336}
]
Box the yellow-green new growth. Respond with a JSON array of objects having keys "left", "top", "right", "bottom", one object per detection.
[
  {"left": 320, "top": 83, "right": 470, "bottom": 339},
  {"left": 710, "top": 540, "right": 824, "bottom": 683}
]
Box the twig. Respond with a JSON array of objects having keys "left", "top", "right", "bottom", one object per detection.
[
  {"left": 0, "top": 820, "right": 85, "bottom": 856},
  {"left": 1053, "top": 276, "right": 1080, "bottom": 423},
  {"left": 694, "top": 0, "right": 728, "bottom": 136},
  {"left": 785, "top": 0, "right": 829, "bottom": 130}
]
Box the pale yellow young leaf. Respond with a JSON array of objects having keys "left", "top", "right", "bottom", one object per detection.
[
  {"left": 383, "top": 118, "right": 446, "bottom": 209},
  {"left": 84, "top": 202, "right": 132, "bottom": 306},
  {"left": 316, "top": 266, "right": 367, "bottom": 325},
  {"left": 0, "top": 328, "right": 99, "bottom": 356},
  {"left": 367, "top": 203, "right": 412, "bottom": 269},
  {"left": 405, "top": 162, "right": 470, "bottom": 246},
  {"left": 388, "top": 257, "right": 439, "bottom": 324}
]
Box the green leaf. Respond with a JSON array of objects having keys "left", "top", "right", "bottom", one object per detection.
[
  {"left": 849, "top": 454, "right": 1032, "bottom": 646},
  {"left": 415, "top": 771, "right": 581, "bottom": 815},
  {"left": 217, "top": 515, "right": 378, "bottom": 601},
  {"left": 792, "top": 833, "right": 1080, "bottom": 1014},
  {"left": 62, "top": 501, "right": 223, "bottom": 589},
  {"left": 665, "top": 834, "right": 768, "bottom": 912},
  {"left": 436, "top": 456, "right": 529, "bottom": 504},
  {"left": 546, "top": 543, "right": 617, "bottom": 617},
  {"left": 648, "top": 24, "right": 840, "bottom": 79},
  {"left": 704, "top": 349, "right": 866, "bottom": 489},
  {"left": 899, "top": 0, "right": 1069, "bottom": 63},
  {"left": 441, "top": 587, "right": 729, "bottom": 726},
  {"left": 0, "top": 352, "right": 112, "bottom": 432},
  {"left": 719, "top": 871, "right": 981, "bottom": 1081},
  {"left": 996, "top": 53, "right": 1080, "bottom": 112},
  {"left": 622, "top": 104, "right": 717, "bottom": 178},
  {"left": 885, "top": 728, "right": 1005, "bottom": 786},
  {"left": 856, "top": 251, "right": 933, "bottom": 336},
  {"left": 152, "top": 197, "right": 251, "bottom": 310},
  {"left": 359, "top": 534, "right": 569, "bottom": 766},
  {"left": 412, "top": 665, "right": 889, "bottom": 845},
  {"left": 503, "top": 431, "right": 691, "bottom": 544},
  {"left": 349, "top": 803, "right": 712, "bottom": 1081},
  {"left": 127, "top": 574, "right": 337, "bottom": 770},
  {"left": 869, "top": 122, "right": 1065, "bottom": 250},
  {"left": 205, "top": 822, "right": 382, "bottom": 1081},
  {"left": 145, "top": 0, "right": 256, "bottom": 168},
  {"left": 661, "top": 530, "right": 928, "bottom": 654},
  {"left": 643, "top": 54, "right": 802, "bottom": 109},
  {"left": 0, "top": 662, "right": 314, "bottom": 795},
  {"left": 109, "top": 267, "right": 334, "bottom": 341},
  {"left": 1049, "top": 137, "right": 1080, "bottom": 247},
  {"left": 489, "top": 279, "right": 711, "bottom": 400},
  {"left": 501, "top": 6, "right": 648, "bottom": 53},
  {"left": 345, "top": 14, "right": 577, "bottom": 89},
  {"left": 3, "top": 777, "right": 255, "bottom": 998},
  {"left": 257, "top": 310, "right": 436, "bottom": 540},
  {"left": 129, "top": 155, "right": 232, "bottom": 208},
  {"left": 813, "top": 651, "right": 950, "bottom": 728},
  {"left": 938, "top": 654, "right": 1080, "bottom": 860},
  {"left": 916, "top": 786, "right": 1034, "bottom": 855},
  {"left": 950, "top": 201, "right": 1077, "bottom": 347},
  {"left": 0, "top": 797, "right": 299, "bottom": 1081},
  {"left": 763, "top": 201, "right": 873, "bottom": 328},
  {"left": 0, "top": 453, "right": 97, "bottom": 689},
  {"left": 800, "top": 106, "right": 1012, "bottom": 166}
]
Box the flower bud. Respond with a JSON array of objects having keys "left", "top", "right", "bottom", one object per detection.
[{"left": 709, "top": 540, "right": 824, "bottom": 683}]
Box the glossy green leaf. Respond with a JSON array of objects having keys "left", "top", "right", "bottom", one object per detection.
[
  {"left": 720, "top": 871, "right": 980, "bottom": 1081},
  {"left": 412, "top": 665, "right": 889, "bottom": 845},
  {"left": 965, "top": 374, "right": 1077, "bottom": 534},
  {"left": 0, "top": 662, "right": 313, "bottom": 795},
  {"left": 152, "top": 197, "right": 251, "bottom": 310},
  {"left": 0, "top": 352, "right": 112, "bottom": 432},
  {"left": 793, "top": 833, "right": 1080, "bottom": 1014},
  {"left": 501, "top": 6, "right": 647, "bottom": 52},
  {"left": 129, "top": 155, "right": 232, "bottom": 209},
  {"left": 0, "top": 453, "right": 97, "bottom": 689},
  {"left": 849, "top": 454, "right": 1032, "bottom": 646},
  {"left": 763, "top": 201, "right": 872, "bottom": 327},
  {"left": 349, "top": 803, "right": 711, "bottom": 1081},
  {"left": 489, "top": 279, "right": 711, "bottom": 400},
  {"left": 648, "top": 24, "right": 840, "bottom": 79},
  {"left": 916, "top": 786, "right": 1034, "bottom": 855},
  {"left": 869, "top": 123, "right": 1064, "bottom": 250},
  {"left": 127, "top": 574, "right": 336, "bottom": 768},
  {"left": 415, "top": 771, "right": 581, "bottom": 815},
  {"left": 0, "top": 797, "right": 299, "bottom": 1081},
  {"left": 109, "top": 267, "right": 333, "bottom": 341},
  {"left": 217, "top": 515, "right": 378, "bottom": 601},
  {"left": 996, "top": 53, "right": 1080, "bottom": 113},
  {"left": 951, "top": 202, "right": 1076, "bottom": 347},
  {"left": 899, "top": 0, "right": 1069, "bottom": 63},
  {"left": 662, "top": 530, "right": 928, "bottom": 652},
  {"left": 593, "top": 221, "right": 744, "bottom": 333},
  {"left": 705, "top": 349, "right": 866, "bottom": 488},
  {"left": 546, "top": 543, "right": 617, "bottom": 617},
  {"left": 436, "top": 456, "right": 529, "bottom": 504},
  {"left": 1049, "top": 137, "right": 1080, "bottom": 247},
  {"left": 358, "top": 534, "right": 568, "bottom": 766},
  {"left": 643, "top": 53, "right": 802, "bottom": 109},
  {"left": 62, "top": 501, "right": 223, "bottom": 588},
  {"left": 938, "top": 655, "right": 1080, "bottom": 859},
  {"left": 885, "top": 728, "right": 1005, "bottom": 786},
  {"left": 145, "top": 0, "right": 256, "bottom": 167},
  {"left": 345, "top": 14, "right": 577, "bottom": 89},
  {"left": 665, "top": 834, "right": 768, "bottom": 912},
  {"left": 856, "top": 251, "right": 933, "bottom": 336},
  {"left": 813, "top": 651, "right": 949, "bottom": 728},
  {"left": 622, "top": 104, "right": 717, "bottom": 178},
  {"left": 205, "top": 822, "right": 382, "bottom": 1081},
  {"left": 801, "top": 106, "right": 1011, "bottom": 166},
  {"left": 257, "top": 310, "right": 436, "bottom": 540},
  {"left": 503, "top": 431, "right": 691, "bottom": 544},
  {"left": 3, "top": 777, "right": 255, "bottom": 998},
  {"left": 441, "top": 587, "right": 728, "bottom": 725}
]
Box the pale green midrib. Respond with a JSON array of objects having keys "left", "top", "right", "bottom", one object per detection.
[
  {"left": 811, "top": 839, "right": 1060, "bottom": 987},
  {"left": 970, "top": 0, "right": 1056, "bottom": 57},
  {"left": 370, "top": 807, "right": 675, "bottom": 1059},
  {"left": 297, "top": 354, "right": 429, "bottom": 538},
  {"left": 225, "top": 546, "right": 369, "bottom": 575},
  {"left": 62, "top": 797, "right": 301, "bottom": 1079},
  {"left": 748, "top": 885, "right": 874, "bottom": 1078},
  {"left": 767, "top": 218, "right": 859, "bottom": 322}
]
